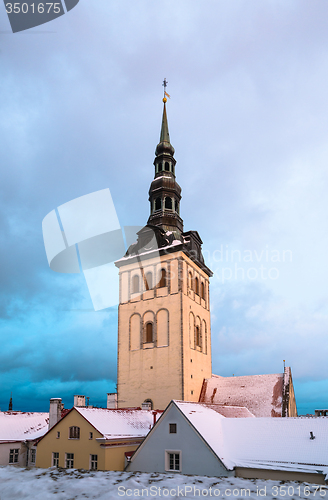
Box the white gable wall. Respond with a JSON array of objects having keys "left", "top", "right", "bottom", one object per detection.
[{"left": 128, "top": 403, "right": 232, "bottom": 477}]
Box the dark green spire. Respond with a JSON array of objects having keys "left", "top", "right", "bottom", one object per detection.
[{"left": 160, "top": 103, "right": 170, "bottom": 144}]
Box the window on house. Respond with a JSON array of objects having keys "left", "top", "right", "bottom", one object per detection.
[
  {"left": 188, "top": 271, "right": 193, "bottom": 290},
  {"left": 158, "top": 269, "right": 166, "bottom": 288},
  {"left": 195, "top": 277, "right": 199, "bottom": 295},
  {"left": 9, "top": 449, "right": 19, "bottom": 464},
  {"left": 145, "top": 322, "right": 153, "bottom": 343},
  {"left": 30, "top": 449, "right": 36, "bottom": 463},
  {"left": 89, "top": 432, "right": 93, "bottom": 440},
  {"left": 90, "top": 454, "right": 98, "bottom": 470},
  {"left": 165, "top": 197, "right": 172, "bottom": 209},
  {"left": 195, "top": 326, "right": 201, "bottom": 347},
  {"left": 132, "top": 274, "right": 140, "bottom": 294},
  {"left": 165, "top": 162, "right": 170, "bottom": 171},
  {"left": 169, "top": 423, "right": 177, "bottom": 434},
  {"left": 69, "top": 426, "right": 80, "bottom": 439},
  {"left": 145, "top": 271, "right": 153, "bottom": 290},
  {"left": 66, "top": 453, "right": 74, "bottom": 469},
  {"left": 155, "top": 197, "right": 162, "bottom": 211},
  {"left": 52, "top": 452, "right": 59, "bottom": 467},
  {"left": 56, "top": 431, "right": 60, "bottom": 439},
  {"left": 166, "top": 451, "right": 181, "bottom": 472},
  {"left": 201, "top": 282, "right": 205, "bottom": 300}
]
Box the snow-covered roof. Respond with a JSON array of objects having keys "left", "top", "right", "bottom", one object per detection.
[
  {"left": 174, "top": 401, "right": 328, "bottom": 477},
  {"left": 75, "top": 407, "right": 158, "bottom": 440},
  {"left": 205, "top": 404, "right": 255, "bottom": 418},
  {"left": 200, "top": 373, "right": 284, "bottom": 417},
  {"left": 0, "top": 411, "right": 49, "bottom": 443}
]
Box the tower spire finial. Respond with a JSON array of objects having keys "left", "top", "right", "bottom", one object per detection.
[{"left": 160, "top": 79, "right": 171, "bottom": 144}]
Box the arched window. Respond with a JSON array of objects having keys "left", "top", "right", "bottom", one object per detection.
[
  {"left": 145, "top": 322, "right": 153, "bottom": 343},
  {"left": 165, "top": 197, "right": 172, "bottom": 209},
  {"left": 69, "top": 426, "right": 80, "bottom": 439},
  {"left": 195, "top": 277, "right": 199, "bottom": 295},
  {"left": 165, "top": 161, "right": 170, "bottom": 171},
  {"left": 201, "top": 282, "right": 205, "bottom": 300},
  {"left": 155, "top": 198, "right": 162, "bottom": 211},
  {"left": 195, "top": 326, "right": 201, "bottom": 348},
  {"left": 132, "top": 275, "right": 140, "bottom": 294},
  {"left": 188, "top": 271, "right": 193, "bottom": 289},
  {"left": 145, "top": 271, "right": 153, "bottom": 290},
  {"left": 158, "top": 269, "right": 166, "bottom": 288},
  {"left": 158, "top": 162, "right": 162, "bottom": 172},
  {"left": 142, "top": 399, "right": 153, "bottom": 410}
]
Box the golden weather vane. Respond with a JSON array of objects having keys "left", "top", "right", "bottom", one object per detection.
[{"left": 162, "top": 78, "right": 171, "bottom": 103}]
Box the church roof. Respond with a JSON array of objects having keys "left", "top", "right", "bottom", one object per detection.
[
  {"left": 204, "top": 404, "right": 255, "bottom": 418},
  {"left": 199, "top": 373, "right": 285, "bottom": 417},
  {"left": 0, "top": 411, "right": 49, "bottom": 443}
]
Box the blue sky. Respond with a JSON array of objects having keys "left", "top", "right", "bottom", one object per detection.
[{"left": 1, "top": 0, "right": 328, "bottom": 414}]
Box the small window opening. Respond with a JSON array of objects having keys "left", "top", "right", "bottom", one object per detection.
[
  {"left": 188, "top": 271, "right": 193, "bottom": 289},
  {"left": 158, "top": 162, "right": 162, "bottom": 172},
  {"left": 165, "top": 162, "right": 170, "bottom": 171},
  {"left": 145, "top": 271, "right": 153, "bottom": 290},
  {"left": 155, "top": 198, "right": 162, "bottom": 211},
  {"left": 165, "top": 197, "right": 172, "bottom": 209},
  {"left": 69, "top": 426, "right": 80, "bottom": 439},
  {"left": 195, "top": 277, "right": 199, "bottom": 295},
  {"left": 145, "top": 322, "right": 153, "bottom": 343},
  {"left": 142, "top": 399, "right": 153, "bottom": 410},
  {"left": 158, "top": 269, "right": 166, "bottom": 288},
  {"left": 201, "top": 282, "right": 205, "bottom": 299},
  {"left": 195, "top": 326, "right": 201, "bottom": 347},
  {"left": 169, "top": 423, "right": 177, "bottom": 434},
  {"left": 132, "top": 275, "right": 140, "bottom": 294}
]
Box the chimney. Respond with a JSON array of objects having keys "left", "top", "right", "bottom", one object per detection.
[
  {"left": 74, "top": 395, "right": 86, "bottom": 407},
  {"left": 107, "top": 393, "right": 118, "bottom": 409},
  {"left": 49, "top": 398, "right": 63, "bottom": 430}
]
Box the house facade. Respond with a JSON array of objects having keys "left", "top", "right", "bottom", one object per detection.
[
  {"left": 128, "top": 400, "right": 328, "bottom": 484},
  {"left": 0, "top": 411, "right": 49, "bottom": 467},
  {"left": 35, "top": 406, "right": 159, "bottom": 471}
]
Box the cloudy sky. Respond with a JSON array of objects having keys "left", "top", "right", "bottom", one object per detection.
[{"left": 1, "top": 0, "right": 328, "bottom": 414}]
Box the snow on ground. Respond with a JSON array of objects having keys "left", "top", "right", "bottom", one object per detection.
[{"left": 0, "top": 467, "right": 327, "bottom": 500}]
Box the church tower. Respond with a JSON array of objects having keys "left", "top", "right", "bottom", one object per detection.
[{"left": 115, "top": 88, "right": 212, "bottom": 410}]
